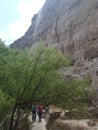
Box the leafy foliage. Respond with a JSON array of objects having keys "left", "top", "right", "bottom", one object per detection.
[
  {"left": 0, "top": 42, "right": 69, "bottom": 129},
  {"left": 0, "top": 41, "right": 93, "bottom": 129},
  {"left": 0, "top": 90, "right": 14, "bottom": 121}
]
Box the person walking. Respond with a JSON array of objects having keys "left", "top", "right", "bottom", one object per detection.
[
  {"left": 32, "top": 104, "right": 37, "bottom": 121},
  {"left": 38, "top": 104, "right": 43, "bottom": 122}
]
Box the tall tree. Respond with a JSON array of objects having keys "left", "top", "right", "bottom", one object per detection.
[
  {"left": 0, "top": 43, "right": 69, "bottom": 130},
  {"left": 0, "top": 42, "right": 93, "bottom": 129}
]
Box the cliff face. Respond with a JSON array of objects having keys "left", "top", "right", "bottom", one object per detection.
[{"left": 10, "top": 0, "right": 98, "bottom": 86}]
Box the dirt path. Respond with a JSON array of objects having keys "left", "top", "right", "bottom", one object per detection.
[{"left": 29, "top": 115, "right": 46, "bottom": 130}]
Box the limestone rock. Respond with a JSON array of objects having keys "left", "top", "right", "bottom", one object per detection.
[{"left": 10, "top": 0, "right": 98, "bottom": 86}]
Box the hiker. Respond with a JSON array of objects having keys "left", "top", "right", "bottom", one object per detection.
[
  {"left": 38, "top": 104, "right": 43, "bottom": 122},
  {"left": 32, "top": 104, "right": 37, "bottom": 121}
]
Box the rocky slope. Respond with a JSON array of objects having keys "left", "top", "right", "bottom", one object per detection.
[{"left": 10, "top": 0, "right": 98, "bottom": 86}]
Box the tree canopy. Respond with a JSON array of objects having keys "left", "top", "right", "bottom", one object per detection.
[{"left": 0, "top": 41, "right": 93, "bottom": 130}]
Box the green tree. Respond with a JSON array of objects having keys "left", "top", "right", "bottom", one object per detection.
[
  {"left": 0, "top": 42, "right": 93, "bottom": 129},
  {"left": 0, "top": 43, "right": 69, "bottom": 130}
]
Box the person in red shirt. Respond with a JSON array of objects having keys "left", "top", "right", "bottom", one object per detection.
[{"left": 38, "top": 104, "right": 43, "bottom": 122}]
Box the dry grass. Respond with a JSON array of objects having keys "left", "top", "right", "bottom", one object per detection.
[
  {"left": 55, "top": 123, "right": 85, "bottom": 130},
  {"left": 54, "top": 118, "right": 98, "bottom": 130}
]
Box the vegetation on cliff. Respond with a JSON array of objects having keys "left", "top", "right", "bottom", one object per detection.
[{"left": 0, "top": 40, "right": 94, "bottom": 130}]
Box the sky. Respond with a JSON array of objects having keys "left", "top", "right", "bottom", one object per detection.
[{"left": 0, "top": 0, "right": 45, "bottom": 45}]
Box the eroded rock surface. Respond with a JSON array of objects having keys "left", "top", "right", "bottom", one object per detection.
[{"left": 10, "top": 0, "right": 98, "bottom": 86}]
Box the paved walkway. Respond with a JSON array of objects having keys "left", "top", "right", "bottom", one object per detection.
[{"left": 29, "top": 115, "right": 46, "bottom": 130}]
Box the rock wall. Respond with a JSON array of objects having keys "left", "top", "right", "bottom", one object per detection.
[{"left": 10, "top": 0, "right": 98, "bottom": 86}]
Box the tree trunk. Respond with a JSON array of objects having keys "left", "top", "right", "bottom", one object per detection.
[
  {"left": 9, "top": 105, "right": 17, "bottom": 130},
  {"left": 14, "top": 108, "right": 20, "bottom": 130}
]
